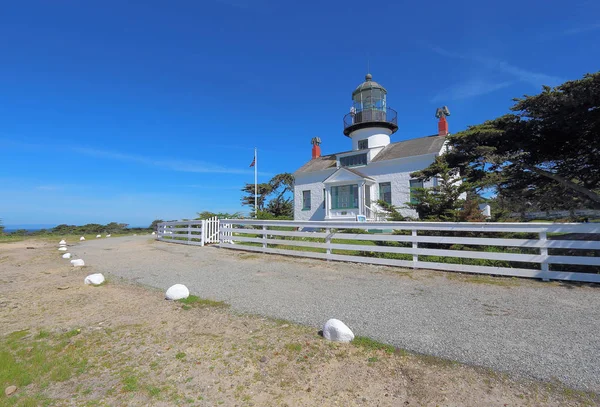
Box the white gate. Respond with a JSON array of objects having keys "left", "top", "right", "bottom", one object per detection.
[
  {"left": 156, "top": 218, "right": 220, "bottom": 246},
  {"left": 203, "top": 216, "right": 220, "bottom": 244}
]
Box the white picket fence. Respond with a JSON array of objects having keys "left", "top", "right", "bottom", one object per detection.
[
  {"left": 157, "top": 217, "right": 220, "bottom": 246},
  {"left": 218, "top": 220, "right": 600, "bottom": 283}
]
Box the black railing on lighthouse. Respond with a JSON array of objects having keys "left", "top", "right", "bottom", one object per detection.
[{"left": 343, "top": 107, "right": 398, "bottom": 131}]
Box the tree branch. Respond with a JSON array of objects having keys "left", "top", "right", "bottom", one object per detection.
[{"left": 522, "top": 164, "right": 600, "bottom": 204}]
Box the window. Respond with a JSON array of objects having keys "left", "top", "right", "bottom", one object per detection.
[
  {"left": 409, "top": 179, "right": 424, "bottom": 204},
  {"left": 358, "top": 139, "right": 368, "bottom": 150},
  {"left": 302, "top": 190, "right": 311, "bottom": 210},
  {"left": 322, "top": 188, "right": 326, "bottom": 209},
  {"left": 379, "top": 182, "right": 391, "bottom": 204},
  {"left": 339, "top": 153, "right": 367, "bottom": 167},
  {"left": 331, "top": 185, "right": 359, "bottom": 209}
]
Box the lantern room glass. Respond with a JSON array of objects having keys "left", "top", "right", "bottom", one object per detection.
[{"left": 352, "top": 88, "right": 386, "bottom": 113}]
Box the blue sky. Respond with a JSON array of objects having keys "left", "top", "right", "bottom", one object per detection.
[{"left": 1, "top": 0, "right": 598, "bottom": 227}]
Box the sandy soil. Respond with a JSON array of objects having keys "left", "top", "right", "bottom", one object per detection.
[{"left": 0, "top": 239, "right": 598, "bottom": 406}]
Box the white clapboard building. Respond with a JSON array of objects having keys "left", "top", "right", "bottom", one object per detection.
[{"left": 293, "top": 73, "right": 450, "bottom": 221}]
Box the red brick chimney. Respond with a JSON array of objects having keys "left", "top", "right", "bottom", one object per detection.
[
  {"left": 312, "top": 144, "right": 321, "bottom": 159},
  {"left": 438, "top": 116, "right": 449, "bottom": 137},
  {"left": 311, "top": 137, "right": 322, "bottom": 159}
]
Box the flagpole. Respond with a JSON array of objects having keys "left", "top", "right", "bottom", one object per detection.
[{"left": 254, "top": 147, "right": 257, "bottom": 218}]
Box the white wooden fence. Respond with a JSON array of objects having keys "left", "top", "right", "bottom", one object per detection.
[
  {"left": 157, "top": 217, "right": 220, "bottom": 246},
  {"left": 218, "top": 220, "right": 600, "bottom": 283}
]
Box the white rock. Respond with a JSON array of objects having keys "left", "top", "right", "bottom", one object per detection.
[
  {"left": 80, "top": 236, "right": 85, "bottom": 241},
  {"left": 165, "top": 284, "right": 190, "bottom": 300},
  {"left": 70, "top": 259, "right": 85, "bottom": 267},
  {"left": 58, "top": 247, "right": 68, "bottom": 252},
  {"left": 59, "top": 239, "right": 66, "bottom": 245},
  {"left": 106, "top": 234, "right": 111, "bottom": 237},
  {"left": 62, "top": 253, "right": 72, "bottom": 259},
  {"left": 84, "top": 273, "right": 105, "bottom": 286},
  {"left": 151, "top": 232, "right": 156, "bottom": 235},
  {"left": 322, "top": 319, "right": 355, "bottom": 343},
  {"left": 96, "top": 234, "right": 101, "bottom": 238}
]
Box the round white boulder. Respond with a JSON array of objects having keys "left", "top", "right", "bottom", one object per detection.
[
  {"left": 165, "top": 284, "right": 190, "bottom": 300},
  {"left": 70, "top": 259, "right": 85, "bottom": 267},
  {"left": 151, "top": 232, "right": 156, "bottom": 235},
  {"left": 84, "top": 273, "right": 105, "bottom": 286},
  {"left": 322, "top": 319, "right": 355, "bottom": 343},
  {"left": 106, "top": 234, "right": 111, "bottom": 237},
  {"left": 80, "top": 236, "right": 86, "bottom": 241},
  {"left": 62, "top": 253, "right": 72, "bottom": 259},
  {"left": 59, "top": 239, "right": 66, "bottom": 245},
  {"left": 58, "top": 247, "right": 67, "bottom": 252},
  {"left": 96, "top": 234, "right": 101, "bottom": 238}
]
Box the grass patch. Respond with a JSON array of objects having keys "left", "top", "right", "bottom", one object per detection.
[
  {"left": 121, "top": 373, "right": 139, "bottom": 392},
  {"left": 36, "top": 330, "right": 50, "bottom": 339},
  {"left": 284, "top": 343, "right": 302, "bottom": 352},
  {"left": 146, "top": 385, "right": 161, "bottom": 397},
  {"left": 175, "top": 352, "right": 186, "bottom": 360},
  {"left": 446, "top": 273, "right": 521, "bottom": 287},
  {"left": 352, "top": 336, "right": 396, "bottom": 354},
  {"left": 177, "top": 295, "right": 229, "bottom": 309},
  {"left": 0, "top": 329, "right": 88, "bottom": 404},
  {"left": 61, "top": 328, "right": 81, "bottom": 339}
]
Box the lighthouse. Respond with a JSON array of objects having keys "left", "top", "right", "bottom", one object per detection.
[
  {"left": 343, "top": 73, "right": 398, "bottom": 151},
  {"left": 294, "top": 72, "right": 448, "bottom": 222}
]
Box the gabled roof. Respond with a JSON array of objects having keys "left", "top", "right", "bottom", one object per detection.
[
  {"left": 293, "top": 153, "right": 337, "bottom": 174},
  {"left": 370, "top": 135, "right": 446, "bottom": 162},
  {"left": 294, "top": 134, "right": 446, "bottom": 174},
  {"left": 322, "top": 167, "right": 374, "bottom": 184}
]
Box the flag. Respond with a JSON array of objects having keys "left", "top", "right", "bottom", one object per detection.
[{"left": 249, "top": 155, "right": 256, "bottom": 167}]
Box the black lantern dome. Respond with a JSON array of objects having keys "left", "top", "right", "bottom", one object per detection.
[{"left": 343, "top": 73, "right": 398, "bottom": 137}]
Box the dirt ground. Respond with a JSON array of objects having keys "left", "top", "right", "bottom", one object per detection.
[{"left": 0, "top": 239, "right": 598, "bottom": 406}]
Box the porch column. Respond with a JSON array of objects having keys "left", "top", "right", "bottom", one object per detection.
[
  {"left": 358, "top": 182, "right": 364, "bottom": 216},
  {"left": 325, "top": 186, "right": 330, "bottom": 219}
]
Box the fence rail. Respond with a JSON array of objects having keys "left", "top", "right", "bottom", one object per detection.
[
  {"left": 157, "top": 217, "right": 219, "bottom": 246},
  {"left": 218, "top": 220, "right": 600, "bottom": 283}
]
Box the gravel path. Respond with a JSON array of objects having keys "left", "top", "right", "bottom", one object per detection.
[{"left": 77, "top": 236, "right": 600, "bottom": 392}]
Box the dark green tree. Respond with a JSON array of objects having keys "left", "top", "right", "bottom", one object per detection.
[
  {"left": 408, "top": 156, "right": 469, "bottom": 221},
  {"left": 149, "top": 219, "right": 164, "bottom": 230},
  {"left": 241, "top": 173, "right": 295, "bottom": 217},
  {"left": 241, "top": 183, "right": 273, "bottom": 214},
  {"left": 196, "top": 211, "right": 242, "bottom": 220},
  {"left": 420, "top": 72, "right": 600, "bottom": 209}
]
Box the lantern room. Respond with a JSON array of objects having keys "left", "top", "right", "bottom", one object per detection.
[{"left": 343, "top": 73, "right": 398, "bottom": 137}]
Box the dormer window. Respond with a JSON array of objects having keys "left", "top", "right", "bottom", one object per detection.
[
  {"left": 340, "top": 153, "right": 367, "bottom": 167},
  {"left": 358, "top": 139, "right": 368, "bottom": 150}
]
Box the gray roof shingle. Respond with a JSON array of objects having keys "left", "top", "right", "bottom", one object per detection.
[
  {"left": 295, "top": 134, "right": 446, "bottom": 174},
  {"left": 371, "top": 134, "right": 446, "bottom": 162}
]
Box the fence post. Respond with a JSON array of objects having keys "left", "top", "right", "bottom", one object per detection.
[
  {"left": 200, "top": 220, "right": 206, "bottom": 247},
  {"left": 262, "top": 225, "right": 267, "bottom": 249},
  {"left": 539, "top": 231, "right": 549, "bottom": 281},
  {"left": 187, "top": 222, "right": 192, "bottom": 243},
  {"left": 325, "top": 228, "right": 332, "bottom": 259},
  {"left": 412, "top": 229, "right": 418, "bottom": 268}
]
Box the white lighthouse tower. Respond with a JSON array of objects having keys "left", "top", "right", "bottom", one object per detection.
[{"left": 343, "top": 73, "right": 398, "bottom": 150}]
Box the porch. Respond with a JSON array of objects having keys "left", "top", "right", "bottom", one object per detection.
[{"left": 322, "top": 167, "right": 386, "bottom": 221}]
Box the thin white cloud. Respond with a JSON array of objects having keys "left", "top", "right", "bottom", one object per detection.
[
  {"left": 429, "top": 46, "right": 563, "bottom": 97},
  {"left": 431, "top": 79, "right": 514, "bottom": 102},
  {"left": 562, "top": 23, "right": 600, "bottom": 36},
  {"left": 473, "top": 57, "right": 562, "bottom": 87},
  {"left": 178, "top": 184, "right": 243, "bottom": 189},
  {"left": 36, "top": 185, "right": 63, "bottom": 191},
  {"left": 70, "top": 147, "right": 263, "bottom": 175}
]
